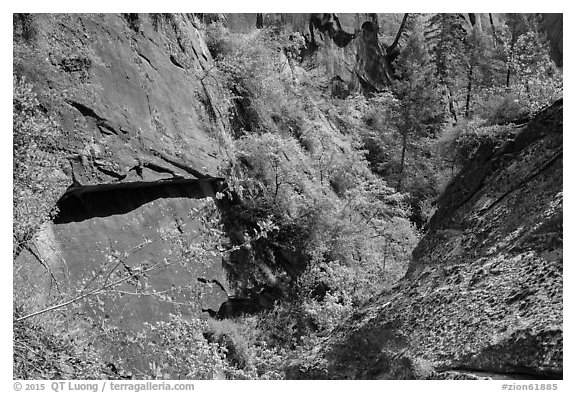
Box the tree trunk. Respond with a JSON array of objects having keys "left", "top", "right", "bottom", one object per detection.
[
  {"left": 398, "top": 130, "right": 408, "bottom": 190},
  {"left": 506, "top": 23, "right": 518, "bottom": 88},
  {"left": 465, "top": 65, "right": 473, "bottom": 117},
  {"left": 488, "top": 13, "right": 498, "bottom": 48},
  {"left": 256, "top": 13, "right": 263, "bottom": 29},
  {"left": 447, "top": 88, "right": 458, "bottom": 123}
]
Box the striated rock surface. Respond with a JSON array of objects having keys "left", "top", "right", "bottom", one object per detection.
[
  {"left": 14, "top": 14, "right": 231, "bottom": 329},
  {"left": 287, "top": 100, "right": 563, "bottom": 379},
  {"left": 14, "top": 13, "right": 229, "bottom": 185}
]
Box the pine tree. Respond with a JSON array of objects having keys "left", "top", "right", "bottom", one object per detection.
[
  {"left": 392, "top": 20, "right": 443, "bottom": 190},
  {"left": 425, "top": 13, "right": 468, "bottom": 122},
  {"left": 463, "top": 22, "right": 504, "bottom": 116}
]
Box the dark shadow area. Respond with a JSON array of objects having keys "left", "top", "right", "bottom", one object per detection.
[
  {"left": 54, "top": 177, "right": 224, "bottom": 224},
  {"left": 202, "top": 284, "right": 284, "bottom": 319}
]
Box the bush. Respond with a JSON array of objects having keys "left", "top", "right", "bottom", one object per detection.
[
  {"left": 437, "top": 118, "right": 515, "bottom": 172},
  {"left": 202, "top": 22, "right": 308, "bottom": 137},
  {"left": 13, "top": 75, "right": 67, "bottom": 258},
  {"left": 203, "top": 21, "right": 234, "bottom": 59},
  {"left": 129, "top": 315, "right": 226, "bottom": 379},
  {"left": 205, "top": 319, "right": 251, "bottom": 370},
  {"left": 204, "top": 317, "right": 286, "bottom": 379},
  {"left": 14, "top": 317, "right": 110, "bottom": 379}
]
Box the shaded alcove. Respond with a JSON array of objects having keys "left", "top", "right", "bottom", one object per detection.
[{"left": 54, "top": 177, "right": 225, "bottom": 224}]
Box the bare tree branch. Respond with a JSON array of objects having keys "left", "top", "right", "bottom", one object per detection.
[
  {"left": 24, "top": 244, "right": 61, "bottom": 293},
  {"left": 15, "top": 259, "right": 166, "bottom": 323}
]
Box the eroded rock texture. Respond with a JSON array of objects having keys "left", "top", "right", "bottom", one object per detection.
[
  {"left": 221, "top": 13, "right": 397, "bottom": 96},
  {"left": 287, "top": 100, "right": 562, "bottom": 380},
  {"left": 14, "top": 13, "right": 229, "bottom": 185},
  {"left": 301, "top": 13, "right": 395, "bottom": 96}
]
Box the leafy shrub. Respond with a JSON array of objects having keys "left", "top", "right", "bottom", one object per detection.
[
  {"left": 13, "top": 75, "right": 67, "bottom": 258},
  {"left": 437, "top": 118, "right": 515, "bottom": 171},
  {"left": 130, "top": 315, "right": 226, "bottom": 379},
  {"left": 203, "top": 21, "right": 234, "bottom": 59},
  {"left": 472, "top": 29, "right": 562, "bottom": 125},
  {"left": 205, "top": 319, "right": 250, "bottom": 369},
  {"left": 234, "top": 132, "right": 313, "bottom": 210},
  {"left": 474, "top": 80, "right": 562, "bottom": 126},
  {"left": 14, "top": 318, "right": 110, "bottom": 379},
  {"left": 204, "top": 317, "right": 286, "bottom": 379},
  {"left": 476, "top": 89, "right": 529, "bottom": 125},
  {"left": 203, "top": 22, "right": 308, "bottom": 137},
  {"left": 13, "top": 302, "right": 115, "bottom": 380}
]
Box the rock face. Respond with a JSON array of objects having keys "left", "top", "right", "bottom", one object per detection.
[
  {"left": 221, "top": 13, "right": 396, "bottom": 96},
  {"left": 14, "top": 13, "right": 229, "bottom": 185},
  {"left": 299, "top": 13, "right": 395, "bottom": 96},
  {"left": 287, "top": 100, "right": 563, "bottom": 379},
  {"left": 541, "top": 13, "right": 563, "bottom": 67},
  {"left": 25, "top": 180, "right": 228, "bottom": 330},
  {"left": 14, "top": 14, "right": 232, "bottom": 329}
]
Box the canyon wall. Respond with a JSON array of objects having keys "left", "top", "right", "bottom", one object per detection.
[
  {"left": 288, "top": 100, "right": 563, "bottom": 379},
  {"left": 14, "top": 13, "right": 232, "bottom": 329}
]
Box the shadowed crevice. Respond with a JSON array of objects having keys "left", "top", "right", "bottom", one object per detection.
[{"left": 54, "top": 177, "right": 224, "bottom": 224}]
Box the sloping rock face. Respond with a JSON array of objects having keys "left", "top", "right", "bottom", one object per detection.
[
  {"left": 221, "top": 13, "right": 395, "bottom": 96},
  {"left": 14, "top": 14, "right": 231, "bottom": 328},
  {"left": 287, "top": 100, "right": 562, "bottom": 379},
  {"left": 301, "top": 13, "right": 394, "bottom": 96},
  {"left": 14, "top": 13, "right": 229, "bottom": 185},
  {"left": 22, "top": 179, "right": 228, "bottom": 330}
]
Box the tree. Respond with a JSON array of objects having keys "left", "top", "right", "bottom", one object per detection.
[
  {"left": 463, "top": 22, "right": 503, "bottom": 117},
  {"left": 503, "top": 13, "right": 537, "bottom": 88},
  {"left": 511, "top": 22, "right": 560, "bottom": 109},
  {"left": 426, "top": 13, "right": 468, "bottom": 122},
  {"left": 392, "top": 21, "right": 443, "bottom": 190}
]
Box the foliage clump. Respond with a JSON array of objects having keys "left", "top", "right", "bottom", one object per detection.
[
  {"left": 13, "top": 306, "right": 113, "bottom": 379},
  {"left": 13, "top": 75, "right": 67, "bottom": 258},
  {"left": 203, "top": 21, "right": 420, "bottom": 349}
]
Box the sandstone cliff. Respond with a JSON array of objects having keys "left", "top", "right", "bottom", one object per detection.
[
  {"left": 287, "top": 99, "right": 563, "bottom": 379},
  {"left": 14, "top": 13, "right": 231, "bottom": 330},
  {"left": 14, "top": 13, "right": 229, "bottom": 184}
]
